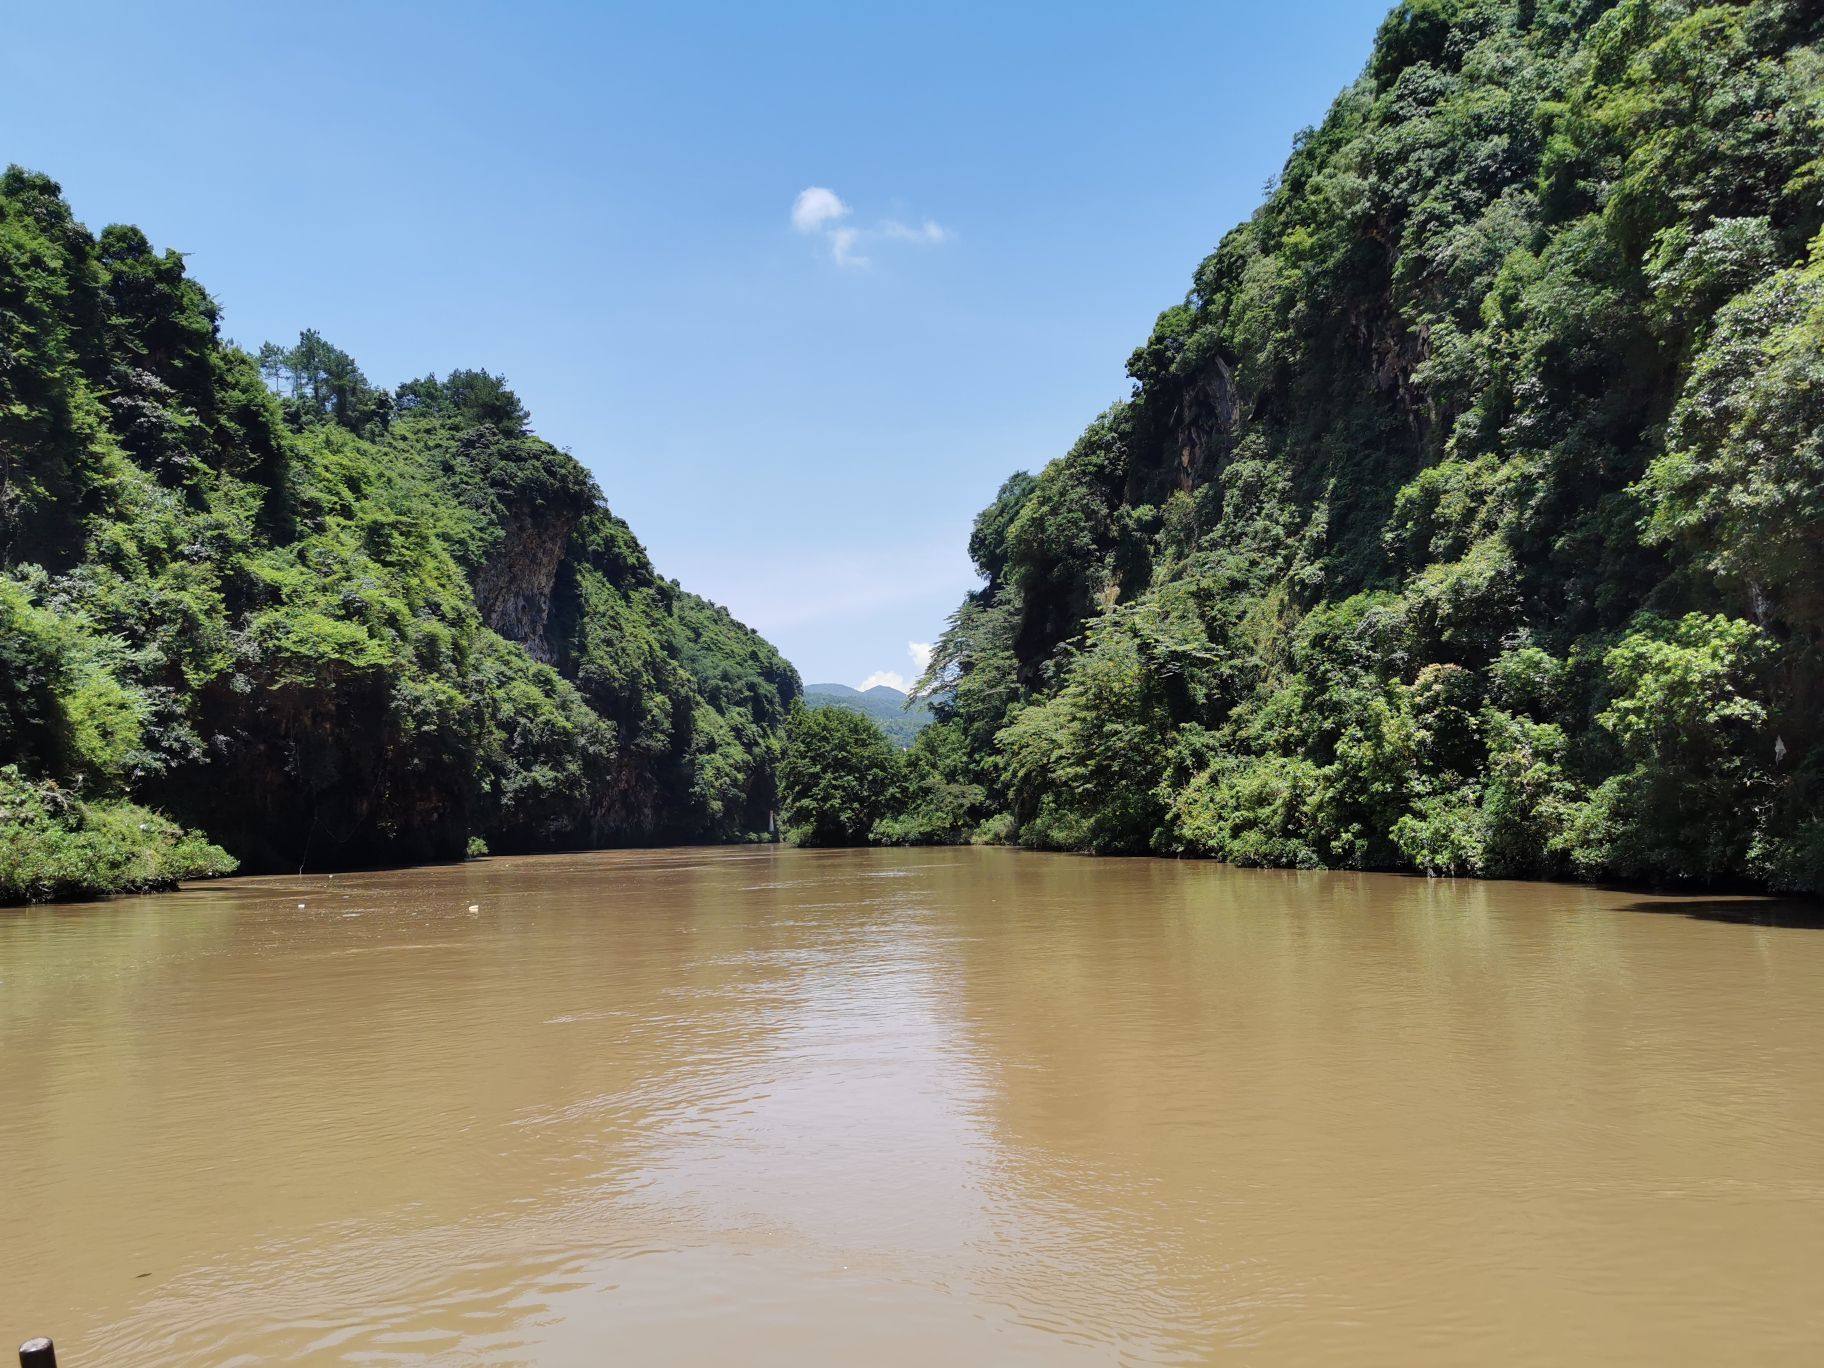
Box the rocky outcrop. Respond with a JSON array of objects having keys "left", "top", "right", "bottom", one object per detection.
[
  {"left": 472, "top": 504, "right": 577, "bottom": 663},
  {"left": 1172, "top": 354, "right": 1240, "bottom": 492}
]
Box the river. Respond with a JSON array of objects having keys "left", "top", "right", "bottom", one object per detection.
[{"left": 2, "top": 847, "right": 1820, "bottom": 1365}]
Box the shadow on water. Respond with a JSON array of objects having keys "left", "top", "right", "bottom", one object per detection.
[{"left": 1619, "top": 897, "right": 1824, "bottom": 930}]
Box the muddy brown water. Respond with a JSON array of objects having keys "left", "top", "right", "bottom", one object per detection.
[{"left": 2, "top": 847, "right": 1821, "bottom": 1365}]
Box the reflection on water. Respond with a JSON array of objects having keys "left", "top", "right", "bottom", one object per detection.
[{"left": 2, "top": 847, "right": 1820, "bottom": 1365}]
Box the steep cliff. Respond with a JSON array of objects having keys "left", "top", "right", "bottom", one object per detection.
[
  {"left": 0, "top": 172, "right": 798, "bottom": 899},
  {"left": 913, "top": 0, "right": 1824, "bottom": 891}
]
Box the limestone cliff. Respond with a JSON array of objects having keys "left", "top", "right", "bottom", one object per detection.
[{"left": 472, "top": 503, "right": 577, "bottom": 663}]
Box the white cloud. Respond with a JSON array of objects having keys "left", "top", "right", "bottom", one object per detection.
[
  {"left": 908, "top": 641, "right": 933, "bottom": 673},
  {"left": 880, "top": 219, "right": 949, "bottom": 244},
  {"left": 829, "top": 225, "right": 866, "bottom": 268},
  {"left": 791, "top": 187, "right": 949, "bottom": 268},
  {"left": 791, "top": 186, "right": 850, "bottom": 233},
  {"left": 858, "top": 670, "right": 911, "bottom": 692}
]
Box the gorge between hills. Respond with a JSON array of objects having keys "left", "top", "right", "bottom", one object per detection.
[{"left": 4, "top": 1, "right": 1824, "bottom": 1362}]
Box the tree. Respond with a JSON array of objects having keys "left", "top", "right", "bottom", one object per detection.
[
  {"left": 395, "top": 368, "right": 530, "bottom": 434},
  {"left": 1562, "top": 613, "right": 1772, "bottom": 883},
  {"left": 257, "top": 329, "right": 391, "bottom": 435},
  {"left": 777, "top": 704, "right": 900, "bottom": 846},
  {"left": 872, "top": 721, "right": 987, "bottom": 845}
]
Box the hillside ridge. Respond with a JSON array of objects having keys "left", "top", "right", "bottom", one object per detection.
[
  {"left": 895, "top": 0, "right": 1824, "bottom": 890},
  {"left": 0, "top": 175, "right": 798, "bottom": 901},
  {"left": 804, "top": 682, "right": 932, "bottom": 748}
]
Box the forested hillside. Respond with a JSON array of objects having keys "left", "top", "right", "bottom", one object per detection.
[
  {"left": 0, "top": 171, "right": 797, "bottom": 901},
  {"left": 804, "top": 683, "right": 933, "bottom": 747},
  {"left": 902, "top": 0, "right": 1824, "bottom": 889}
]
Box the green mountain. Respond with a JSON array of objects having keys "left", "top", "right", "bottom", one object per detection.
[
  {"left": 804, "top": 683, "right": 933, "bottom": 747},
  {"left": 891, "top": 0, "right": 1824, "bottom": 889},
  {"left": 0, "top": 170, "right": 797, "bottom": 902}
]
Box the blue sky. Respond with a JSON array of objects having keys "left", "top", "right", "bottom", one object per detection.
[{"left": 5, "top": 0, "right": 1392, "bottom": 688}]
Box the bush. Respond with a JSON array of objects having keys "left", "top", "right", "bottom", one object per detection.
[
  {"left": 1392, "top": 788, "right": 1487, "bottom": 876},
  {"left": 1172, "top": 756, "right": 1327, "bottom": 868},
  {"left": 872, "top": 723, "right": 989, "bottom": 845},
  {"left": 0, "top": 766, "right": 235, "bottom": 903},
  {"left": 1563, "top": 614, "right": 1771, "bottom": 883},
  {"left": 970, "top": 812, "right": 1017, "bottom": 846}
]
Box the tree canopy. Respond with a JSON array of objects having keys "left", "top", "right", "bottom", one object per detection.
[{"left": 778, "top": 705, "right": 902, "bottom": 846}]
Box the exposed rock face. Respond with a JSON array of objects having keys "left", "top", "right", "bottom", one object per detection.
[
  {"left": 1173, "top": 355, "right": 1240, "bottom": 492},
  {"left": 472, "top": 505, "right": 577, "bottom": 663}
]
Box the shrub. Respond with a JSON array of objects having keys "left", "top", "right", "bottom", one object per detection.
[{"left": 0, "top": 766, "right": 235, "bottom": 903}]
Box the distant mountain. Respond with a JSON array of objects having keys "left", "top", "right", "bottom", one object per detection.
[{"left": 804, "top": 683, "right": 932, "bottom": 748}]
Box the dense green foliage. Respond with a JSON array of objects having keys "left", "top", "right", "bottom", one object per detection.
[
  {"left": 0, "top": 765, "right": 233, "bottom": 903},
  {"left": 777, "top": 705, "right": 902, "bottom": 845},
  {"left": 775, "top": 704, "right": 1000, "bottom": 848},
  {"left": 895, "top": 0, "right": 1824, "bottom": 890},
  {"left": 803, "top": 682, "right": 933, "bottom": 747},
  {"left": 0, "top": 169, "right": 798, "bottom": 900}
]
